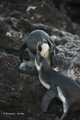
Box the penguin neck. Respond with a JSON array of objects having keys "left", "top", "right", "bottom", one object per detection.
[{"left": 39, "top": 65, "right": 52, "bottom": 80}]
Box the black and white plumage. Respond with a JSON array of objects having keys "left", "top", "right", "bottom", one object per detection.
[
  {"left": 19, "top": 30, "right": 56, "bottom": 71},
  {"left": 35, "top": 51, "right": 80, "bottom": 120}
]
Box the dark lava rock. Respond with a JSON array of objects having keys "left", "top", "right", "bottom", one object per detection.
[
  {"left": 51, "top": 29, "right": 80, "bottom": 82},
  {"left": 54, "top": 0, "right": 80, "bottom": 24},
  {"left": 0, "top": 0, "right": 80, "bottom": 35}
]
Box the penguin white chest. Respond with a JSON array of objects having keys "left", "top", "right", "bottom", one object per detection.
[
  {"left": 57, "top": 86, "right": 66, "bottom": 103},
  {"left": 40, "top": 43, "right": 50, "bottom": 64},
  {"left": 39, "top": 75, "right": 50, "bottom": 89},
  {"left": 57, "top": 86, "right": 67, "bottom": 113}
]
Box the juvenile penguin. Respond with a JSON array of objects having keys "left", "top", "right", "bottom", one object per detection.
[
  {"left": 35, "top": 51, "right": 80, "bottom": 120},
  {"left": 19, "top": 30, "right": 56, "bottom": 71}
]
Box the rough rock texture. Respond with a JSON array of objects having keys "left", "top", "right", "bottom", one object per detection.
[
  {"left": 51, "top": 28, "right": 80, "bottom": 82},
  {"left": 0, "top": 0, "right": 80, "bottom": 35},
  {"left": 0, "top": 0, "right": 80, "bottom": 120},
  {"left": 54, "top": 0, "right": 80, "bottom": 24}
]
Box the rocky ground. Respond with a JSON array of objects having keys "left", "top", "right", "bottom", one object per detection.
[{"left": 0, "top": 0, "right": 80, "bottom": 120}]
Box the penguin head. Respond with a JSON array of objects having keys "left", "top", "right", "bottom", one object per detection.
[{"left": 35, "top": 51, "right": 50, "bottom": 72}]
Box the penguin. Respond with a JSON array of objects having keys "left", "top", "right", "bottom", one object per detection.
[
  {"left": 19, "top": 30, "right": 56, "bottom": 71},
  {"left": 35, "top": 51, "right": 80, "bottom": 120}
]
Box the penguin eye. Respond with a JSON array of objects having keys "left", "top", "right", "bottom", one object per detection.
[
  {"left": 38, "top": 45, "right": 42, "bottom": 51},
  {"left": 37, "top": 42, "right": 42, "bottom": 52}
]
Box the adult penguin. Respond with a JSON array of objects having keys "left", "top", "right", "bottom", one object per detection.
[
  {"left": 19, "top": 30, "right": 56, "bottom": 71},
  {"left": 35, "top": 51, "right": 80, "bottom": 120}
]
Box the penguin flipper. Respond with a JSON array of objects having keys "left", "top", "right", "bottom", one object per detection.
[{"left": 41, "top": 88, "right": 56, "bottom": 112}]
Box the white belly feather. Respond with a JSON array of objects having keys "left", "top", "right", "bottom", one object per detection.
[
  {"left": 57, "top": 86, "right": 67, "bottom": 113},
  {"left": 57, "top": 86, "right": 66, "bottom": 103},
  {"left": 39, "top": 75, "right": 50, "bottom": 89}
]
